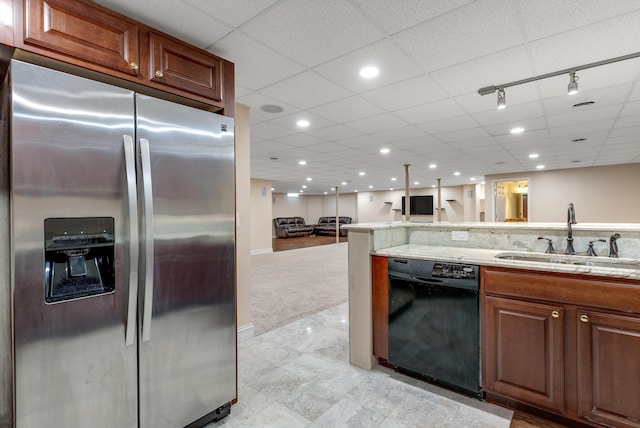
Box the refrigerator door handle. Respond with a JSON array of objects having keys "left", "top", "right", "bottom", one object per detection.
[
  {"left": 123, "top": 135, "right": 139, "bottom": 346},
  {"left": 140, "top": 138, "right": 154, "bottom": 342}
]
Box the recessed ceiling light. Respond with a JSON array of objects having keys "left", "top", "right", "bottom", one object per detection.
[
  {"left": 298, "top": 160, "right": 306, "bottom": 165},
  {"left": 470, "top": 177, "right": 476, "bottom": 181},
  {"left": 324, "top": 191, "right": 328, "bottom": 195},
  {"left": 359, "top": 66, "right": 379, "bottom": 79},
  {"left": 389, "top": 187, "right": 394, "bottom": 190},
  {"left": 330, "top": 187, "right": 335, "bottom": 191},
  {"left": 529, "top": 153, "right": 539, "bottom": 159},
  {"left": 391, "top": 177, "right": 397, "bottom": 181},
  {"left": 271, "top": 188, "right": 274, "bottom": 191},
  {"left": 368, "top": 185, "right": 373, "bottom": 189},
  {"left": 302, "top": 185, "right": 307, "bottom": 189},
  {"left": 354, "top": 190, "right": 358, "bottom": 193},
  {"left": 454, "top": 171, "right": 461, "bottom": 176},
  {"left": 432, "top": 185, "right": 436, "bottom": 188},
  {"left": 296, "top": 119, "right": 310, "bottom": 127},
  {"left": 341, "top": 181, "right": 347, "bottom": 185},
  {"left": 429, "top": 164, "right": 437, "bottom": 169},
  {"left": 536, "top": 164, "right": 545, "bottom": 169},
  {"left": 359, "top": 172, "right": 365, "bottom": 176},
  {"left": 380, "top": 148, "right": 390, "bottom": 154},
  {"left": 510, "top": 127, "right": 525, "bottom": 134},
  {"left": 306, "top": 177, "right": 312, "bottom": 181},
  {"left": 300, "top": 190, "right": 304, "bottom": 193},
  {"left": 414, "top": 181, "right": 419, "bottom": 185}
]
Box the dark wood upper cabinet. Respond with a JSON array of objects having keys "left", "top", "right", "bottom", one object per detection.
[
  {"left": 23, "top": 0, "right": 140, "bottom": 76},
  {"left": 149, "top": 31, "right": 222, "bottom": 102},
  {"left": 13, "top": 0, "right": 234, "bottom": 115}
]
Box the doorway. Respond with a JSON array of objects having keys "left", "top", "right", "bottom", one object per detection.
[{"left": 493, "top": 179, "right": 529, "bottom": 222}]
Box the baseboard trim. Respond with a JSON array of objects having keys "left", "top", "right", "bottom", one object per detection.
[
  {"left": 251, "top": 248, "right": 273, "bottom": 255},
  {"left": 237, "top": 323, "right": 255, "bottom": 342}
]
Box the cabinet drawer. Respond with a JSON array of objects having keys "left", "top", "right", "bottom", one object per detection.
[
  {"left": 148, "top": 31, "right": 222, "bottom": 101},
  {"left": 23, "top": 0, "right": 140, "bottom": 76}
]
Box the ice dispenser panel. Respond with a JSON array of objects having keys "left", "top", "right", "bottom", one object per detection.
[{"left": 44, "top": 217, "right": 115, "bottom": 303}]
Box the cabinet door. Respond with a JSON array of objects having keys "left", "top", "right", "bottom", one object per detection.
[
  {"left": 23, "top": 0, "right": 140, "bottom": 76},
  {"left": 148, "top": 31, "right": 222, "bottom": 101},
  {"left": 577, "top": 310, "right": 640, "bottom": 428},
  {"left": 371, "top": 255, "right": 388, "bottom": 360},
  {"left": 483, "top": 296, "right": 564, "bottom": 412}
]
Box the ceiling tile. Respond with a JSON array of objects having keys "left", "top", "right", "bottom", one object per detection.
[
  {"left": 208, "top": 32, "right": 306, "bottom": 90},
  {"left": 306, "top": 125, "right": 364, "bottom": 141},
  {"left": 371, "top": 126, "right": 428, "bottom": 143},
  {"left": 313, "top": 39, "right": 423, "bottom": 92},
  {"left": 309, "top": 96, "right": 385, "bottom": 123},
  {"left": 267, "top": 112, "right": 337, "bottom": 132},
  {"left": 237, "top": 92, "right": 298, "bottom": 123},
  {"left": 260, "top": 71, "right": 353, "bottom": 109},
  {"left": 392, "top": 0, "right": 524, "bottom": 71},
  {"left": 351, "top": 0, "right": 475, "bottom": 34},
  {"left": 185, "top": 0, "right": 278, "bottom": 27},
  {"left": 473, "top": 101, "right": 544, "bottom": 127},
  {"left": 361, "top": 74, "right": 450, "bottom": 111},
  {"left": 345, "top": 113, "right": 410, "bottom": 134},
  {"left": 250, "top": 122, "right": 296, "bottom": 140},
  {"left": 394, "top": 99, "right": 467, "bottom": 124},
  {"left": 519, "top": 0, "right": 640, "bottom": 41},
  {"left": 418, "top": 115, "right": 479, "bottom": 135},
  {"left": 546, "top": 104, "right": 623, "bottom": 128},
  {"left": 241, "top": 0, "right": 385, "bottom": 67}
]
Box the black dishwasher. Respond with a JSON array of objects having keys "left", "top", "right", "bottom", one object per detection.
[{"left": 388, "top": 257, "right": 481, "bottom": 398}]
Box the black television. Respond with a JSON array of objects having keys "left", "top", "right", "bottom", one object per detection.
[{"left": 401, "top": 195, "right": 434, "bottom": 215}]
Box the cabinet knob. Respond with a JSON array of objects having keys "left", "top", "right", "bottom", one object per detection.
[
  {"left": 155, "top": 70, "right": 164, "bottom": 78},
  {"left": 580, "top": 314, "right": 589, "bottom": 323},
  {"left": 129, "top": 62, "right": 139, "bottom": 71},
  {"left": 551, "top": 310, "right": 560, "bottom": 318}
]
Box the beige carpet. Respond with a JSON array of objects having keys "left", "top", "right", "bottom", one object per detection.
[{"left": 251, "top": 242, "right": 349, "bottom": 335}]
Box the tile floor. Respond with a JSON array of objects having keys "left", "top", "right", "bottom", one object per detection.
[{"left": 208, "top": 302, "right": 513, "bottom": 428}]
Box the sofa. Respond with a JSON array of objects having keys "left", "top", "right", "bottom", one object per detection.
[
  {"left": 314, "top": 216, "right": 352, "bottom": 237},
  {"left": 273, "top": 217, "right": 315, "bottom": 238}
]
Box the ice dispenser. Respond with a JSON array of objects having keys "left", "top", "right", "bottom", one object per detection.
[{"left": 44, "top": 217, "right": 115, "bottom": 303}]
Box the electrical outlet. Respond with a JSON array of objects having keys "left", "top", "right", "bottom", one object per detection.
[{"left": 451, "top": 231, "right": 469, "bottom": 241}]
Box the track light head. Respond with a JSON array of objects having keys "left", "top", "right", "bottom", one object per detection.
[
  {"left": 497, "top": 88, "right": 506, "bottom": 109},
  {"left": 568, "top": 72, "right": 579, "bottom": 95}
]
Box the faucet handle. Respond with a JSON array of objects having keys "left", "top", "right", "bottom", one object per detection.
[
  {"left": 586, "top": 239, "right": 606, "bottom": 256},
  {"left": 537, "top": 236, "right": 555, "bottom": 253}
]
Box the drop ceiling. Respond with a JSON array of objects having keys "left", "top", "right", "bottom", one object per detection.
[{"left": 94, "top": 0, "right": 640, "bottom": 194}]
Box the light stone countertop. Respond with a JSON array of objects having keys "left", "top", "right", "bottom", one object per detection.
[
  {"left": 345, "top": 221, "right": 640, "bottom": 233},
  {"left": 372, "top": 244, "right": 640, "bottom": 280}
]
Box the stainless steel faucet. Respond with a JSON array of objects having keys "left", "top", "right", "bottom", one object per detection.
[
  {"left": 566, "top": 202, "right": 577, "bottom": 254},
  {"left": 609, "top": 233, "right": 621, "bottom": 258}
]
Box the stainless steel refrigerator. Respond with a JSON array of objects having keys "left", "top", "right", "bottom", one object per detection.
[{"left": 4, "top": 59, "right": 236, "bottom": 427}]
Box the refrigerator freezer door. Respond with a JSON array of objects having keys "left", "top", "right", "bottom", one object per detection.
[
  {"left": 10, "top": 61, "right": 138, "bottom": 427},
  {"left": 135, "top": 94, "right": 236, "bottom": 427}
]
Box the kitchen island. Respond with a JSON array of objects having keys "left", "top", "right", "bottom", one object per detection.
[{"left": 344, "top": 221, "right": 640, "bottom": 428}]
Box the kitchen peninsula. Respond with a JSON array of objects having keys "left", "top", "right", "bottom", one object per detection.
[{"left": 344, "top": 221, "right": 640, "bottom": 428}]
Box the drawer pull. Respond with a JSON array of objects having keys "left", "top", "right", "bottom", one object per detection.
[
  {"left": 580, "top": 314, "right": 589, "bottom": 323},
  {"left": 129, "top": 62, "right": 139, "bottom": 71},
  {"left": 155, "top": 70, "right": 164, "bottom": 78},
  {"left": 551, "top": 310, "right": 560, "bottom": 318}
]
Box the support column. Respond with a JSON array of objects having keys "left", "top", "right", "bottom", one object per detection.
[
  {"left": 437, "top": 178, "right": 442, "bottom": 222},
  {"left": 404, "top": 164, "right": 410, "bottom": 222},
  {"left": 335, "top": 186, "right": 340, "bottom": 244}
]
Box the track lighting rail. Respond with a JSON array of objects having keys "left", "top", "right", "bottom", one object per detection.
[{"left": 477, "top": 50, "right": 640, "bottom": 96}]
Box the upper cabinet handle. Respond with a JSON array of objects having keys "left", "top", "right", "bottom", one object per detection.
[
  {"left": 580, "top": 314, "right": 589, "bottom": 323},
  {"left": 129, "top": 62, "right": 139, "bottom": 71},
  {"left": 154, "top": 70, "right": 164, "bottom": 78},
  {"left": 551, "top": 310, "right": 560, "bottom": 319}
]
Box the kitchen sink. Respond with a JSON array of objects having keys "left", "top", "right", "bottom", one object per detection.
[{"left": 495, "top": 252, "right": 640, "bottom": 270}]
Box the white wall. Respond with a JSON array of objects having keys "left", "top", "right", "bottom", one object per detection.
[
  {"left": 234, "top": 104, "right": 252, "bottom": 336},
  {"left": 485, "top": 163, "right": 640, "bottom": 223},
  {"left": 357, "top": 186, "right": 466, "bottom": 223},
  {"left": 250, "top": 178, "right": 272, "bottom": 254}
]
